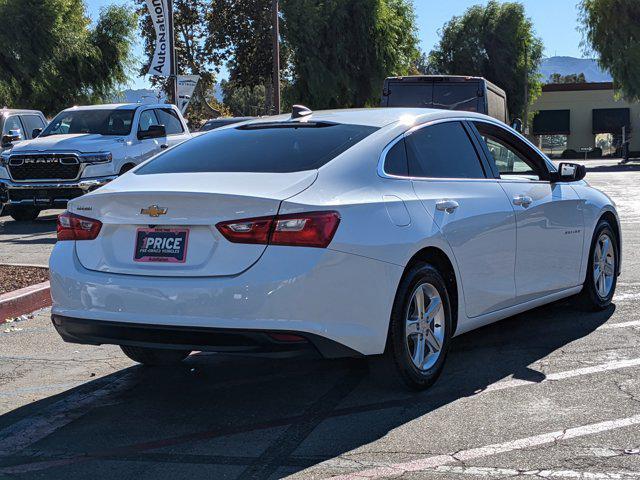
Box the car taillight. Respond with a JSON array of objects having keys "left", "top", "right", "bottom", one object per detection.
[
  {"left": 57, "top": 211, "right": 102, "bottom": 241},
  {"left": 216, "top": 211, "right": 340, "bottom": 248}
]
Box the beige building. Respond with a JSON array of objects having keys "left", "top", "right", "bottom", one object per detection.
[{"left": 530, "top": 82, "right": 639, "bottom": 156}]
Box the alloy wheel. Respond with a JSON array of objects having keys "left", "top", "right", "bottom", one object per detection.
[
  {"left": 405, "top": 282, "right": 445, "bottom": 371},
  {"left": 593, "top": 232, "right": 615, "bottom": 299}
]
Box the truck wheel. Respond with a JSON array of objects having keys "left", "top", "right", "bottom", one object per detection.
[
  {"left": 120, "top": 345, "right": 191, "bottom": 366},
  {"left": 119, "top": 164, "right": 135, "bottom": 175},
  {"left": 9, "top": 206, "right": 41, "bottom": 222}
]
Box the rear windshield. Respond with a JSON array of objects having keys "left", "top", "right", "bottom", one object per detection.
[{"left": 136, "top": 122, "right": 378, "bottom": 174}]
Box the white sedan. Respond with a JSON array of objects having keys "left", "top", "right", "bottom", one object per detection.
[{"left": 49, "top": 107, "right": 621, "bottom": 390}]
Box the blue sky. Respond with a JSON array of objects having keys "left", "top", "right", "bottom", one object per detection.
[{"left": 85, "top": 0, "right": 586, "bottom": 90}]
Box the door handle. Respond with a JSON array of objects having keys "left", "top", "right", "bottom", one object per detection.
[
  {"left": 436, "top": 199, "right": 459, "bottom": 213},
  {"left": 513, "top": 195, "right": 533, "bottom": 207},
  {"left": 160, "top": 144, "right": 169, "bottom": 149}
]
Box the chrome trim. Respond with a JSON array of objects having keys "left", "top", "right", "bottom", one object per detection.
[
  {"left": 377, "top": 117, "right": 499, "bottom": 182},
  {"left": 0, "top": 175, "right": 116, "bottom": 191},
  {"left": 0, "top": 175, "right": 117, "bottom": 205},
  {"left": 377, "top": 115, "right": 556, "bottom": 182},
  {"left": 6, "top": 152, "right": 84, "bottom": 182}
]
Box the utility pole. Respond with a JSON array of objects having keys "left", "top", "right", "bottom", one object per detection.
[
  {"left": 167, "top": 0, "right": 178, "bottom": 105},
  {"left": 523, "top": 40, "right": 529, "bottom": 135},
  {"left": 272, "top": 0, "right": 281, "bottom": 114}
]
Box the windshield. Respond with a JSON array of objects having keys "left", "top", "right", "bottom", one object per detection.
[
  {"left": 136, "top": 121, "right": 379, "bottom": 174},
  {"left": 40, "top": 109, "right": 136, "bottom": 137}
]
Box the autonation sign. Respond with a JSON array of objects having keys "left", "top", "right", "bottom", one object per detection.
[{"left": 145, "top": 0, "right": 171, "bottom": 77}]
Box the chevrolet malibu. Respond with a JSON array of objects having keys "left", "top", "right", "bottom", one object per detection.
[{"left": 49, "top": 108, "right": 621, "bottom": 390}]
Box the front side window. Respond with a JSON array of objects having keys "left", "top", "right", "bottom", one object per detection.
[
  {"left": 136, "top": 122, "right": 378, "bottom": 174},
  {"left": 404, "top": 121, "right": 485, "bottom": 179},
  {"left": 3, "top": 116, "right": 24, "bottom": 138},
  {"left": 473, "top": 122, "right": 542, "bottom": 179},
  {"left": 20, "top": 115, "right": 45, "bottom": 138},
  {"left": 41, "top": 109, "right": 135, "bottom": 137},
  {"left": 154, "top": 108, "right": 183, "bottom": 135},
  {"left": 138, "top": 110, "right": 159, "bottom": 132}
]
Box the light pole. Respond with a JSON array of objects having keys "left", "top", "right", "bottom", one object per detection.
[
  {"left": 272, "top": 0, "right": 281, "bottom": 114},
  {"left": 167, "top": 0, "right": 178, "bottom": 105}
]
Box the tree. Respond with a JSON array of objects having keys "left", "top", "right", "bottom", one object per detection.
[
  {"left": 281, "top": 0, "right": 419, "bottom": 109},
  {"left": 580, "top": 0, "right": 640, "bottom": 100},
  {"left": 548, "top": 72, "right": 587, "bottom": 84},
  {"left": 0, "top": 0, "right": 135, "bottom": 116},
  {"left": 206, "top": 0, "right": 285, "bottom": 113},
  {"left": 136, "top": 0, "right": 222, "bottom": 124},
  {"left": 428, "top": 1, "right": 543, "bottom": 121}
]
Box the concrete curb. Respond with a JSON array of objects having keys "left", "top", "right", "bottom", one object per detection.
[{"left": 0, "top": 281, "right": 51, "bottom": 323}]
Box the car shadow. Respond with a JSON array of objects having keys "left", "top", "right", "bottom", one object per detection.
[
  {"left": 585, "top": 163, "right": 640, "bottom": 173},
  {"left": 0, "top": 300, "right": 616, "bottom": 479},
  {"left": 0, "top": 213, "right": 58, "bottom": 246}
]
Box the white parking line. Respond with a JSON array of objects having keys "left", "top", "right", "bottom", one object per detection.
[
  {"left": 0, "top": 371, "right": 136, "bottom": 456},
  {"left": 483, "top": 357, "right": 640, "bottom": 393},
  {"left": 427, "top": 465, "right": 640, "bottom": 479},
  {"left": 325, "top": 414, "right": 640, "bottom": 480},
  {"left": 599, "top": 320, "right": 640, "bottom": 330}
]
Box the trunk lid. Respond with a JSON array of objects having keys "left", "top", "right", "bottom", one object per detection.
[{"left": 70, "top": 171, "right": 317, "bottom": 277}]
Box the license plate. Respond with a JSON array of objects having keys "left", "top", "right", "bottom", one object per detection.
[{"left": 134, "top": 228, "right": 189, "bottom": 263}]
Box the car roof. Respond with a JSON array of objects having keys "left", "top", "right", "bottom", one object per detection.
[
  {"left": 60, "top": 103, "right": 174, "bottom": 112},
  {"left": 248, "top": 108, "right": 504, "bottom": 128},
  {"left": 0, "top": 108, "right": 44, "bottom": 117}
]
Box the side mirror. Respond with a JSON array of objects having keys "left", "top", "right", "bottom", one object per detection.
[
  {"left": 32, "top": 128, "right": 42, "bottom": 139},
  {"left": 510, "top": 118, "right": 523, "bottom": 133},
  {"left": 553, "top": 162, "right": 586, "bottom": 182},
  {"left": 1, "top": 129, "right": 22, "bottom": 147},
  {"left": 137, "top": 124, "right": 166, "bottom": 140}
]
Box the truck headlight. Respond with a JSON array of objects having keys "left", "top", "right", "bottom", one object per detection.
[
  {"left": 0, "top": 152, "right": 10, "bottom": 167},
  {"left": 79, "top": 152, "right": 112, "bottom": 164}
]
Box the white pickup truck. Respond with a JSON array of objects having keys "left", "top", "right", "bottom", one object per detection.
[{"left": 0, "top": 103, "right": 191, "bottom": 221}]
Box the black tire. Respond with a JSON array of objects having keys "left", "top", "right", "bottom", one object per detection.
[
  {"left": 120, "top": 345, "right": 191, "bottom": 366},
  {"left": 577, "top": 219, "right": 619, "bottom": 311},
  {"left": 8, "top": 206, "right": 41, "bottom": 222},
  {"left": 376, "top": 262, "right": 453, "bottom": 391},
  {"left": 119, "top": 164, "right": 135, "bottom": 175}
]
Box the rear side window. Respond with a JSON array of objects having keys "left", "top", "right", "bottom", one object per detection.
[
  {"left": 136, "top": 122, "right": 378, "bottom": 174},
  {"left": 432, "top": 83, "right": 481, "bottom": 112},
  {"left": 405, "top": 121, "right": 485, "bottom": 179},
  {"left": 384, "top": 139, "right": 409, "bottom": 176},
  {"left": 385, "top": 83, "right": 433, "bottom": 108}
]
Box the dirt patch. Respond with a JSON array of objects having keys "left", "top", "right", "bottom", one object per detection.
[{"left": 0, "top": 265, "right": 49, "bottom": 295}]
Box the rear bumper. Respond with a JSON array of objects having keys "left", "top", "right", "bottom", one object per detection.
[
  {"left": 52, "top": 315, "right": 360, "bottom": 358},
  {"left": 49, "top": 241, "right": 403, "bottom": 356},
  {"left": 0, "top": 175, "right": 117, "bottom": 206}
]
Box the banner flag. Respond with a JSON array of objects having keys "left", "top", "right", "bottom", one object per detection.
[
  {"left": 145, "top": 0, "right": 171, "bottom": 77},
  {"left": 177, "top": 75, "right": 200, "bottom": 113}
]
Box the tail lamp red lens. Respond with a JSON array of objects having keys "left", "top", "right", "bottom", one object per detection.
[
  {"left": 57, "top": 211, "right": 102, "bottom": 241},
  {"left": 216, "top": 211, "right": 340, "bottom": 248}
]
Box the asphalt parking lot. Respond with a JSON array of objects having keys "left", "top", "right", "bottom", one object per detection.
[{"left": 1, "top": 160, "right": 640, "bottom": 479}]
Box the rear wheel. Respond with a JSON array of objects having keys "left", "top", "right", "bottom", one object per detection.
[
  {"left": 120, "top": 345, "right": 191, "bottom": 366},
  {"left": 377, "top": 262, "right": 453, "bottom": 391},
  {"left": 9, "top": 206, "right": 41, "bottom": 222},
  {"left": 577, "top": 219, "right": 618, "bottom": 310}
]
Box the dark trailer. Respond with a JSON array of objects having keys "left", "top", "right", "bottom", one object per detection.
[{"left": 381, "top": 75, "right": 509, "bottom": 124}]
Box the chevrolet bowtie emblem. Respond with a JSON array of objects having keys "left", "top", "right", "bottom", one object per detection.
[{"left": 141, "top": 205, "right": 167, "bottom": 217}]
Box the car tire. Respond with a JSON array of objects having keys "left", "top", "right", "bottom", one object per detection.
[
  {"left": 377, "top": 262, "right": 453, "bottom": 391},
  {"left": 8, "top": 206, "right": 41, "bottom": 222},
  {"left": 120, "top": 345, "right": 191, "bottom": 366},
  {"left": 577, "top": 219, "right": 619, "bottom": 311}
]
